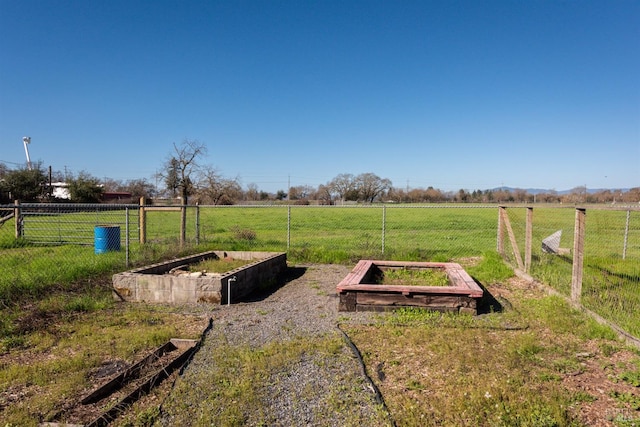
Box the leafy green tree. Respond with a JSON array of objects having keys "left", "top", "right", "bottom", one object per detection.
[
  {"left": 67, "top": 171, "right": 104, "bottom": 203},
  {"left": 1, "top": 164, "right": 48, "bottom": 201}
]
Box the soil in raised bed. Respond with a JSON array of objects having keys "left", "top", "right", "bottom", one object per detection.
[
  {"left": 168, "top": 258, "right": 253, "bottom": 276},
  {"left": 191, "top": 258, "right": 252, "bottom": 273},
  {"left": 377, "top": 268, "right": 450, "bottom": 287}
]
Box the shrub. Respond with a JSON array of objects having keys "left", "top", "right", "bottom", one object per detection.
[{"left": 231, "top": 226, "right": 257, "bottom": 241}]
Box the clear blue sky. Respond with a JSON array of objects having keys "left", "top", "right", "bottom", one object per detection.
[{"left": 1, "top": 0, "right": 638, "bottom": 193}]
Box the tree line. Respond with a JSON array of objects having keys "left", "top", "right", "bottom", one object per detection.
[{"left": 1, "top": 140, "right": 638, "bottom": 205}]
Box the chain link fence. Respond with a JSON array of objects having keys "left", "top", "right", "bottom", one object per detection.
[
  {"left": 184, "top": 205, "right": 499, "bottom": 262},
  {"left": 2, "top": 202, "right": 639, "bottom": 340}
]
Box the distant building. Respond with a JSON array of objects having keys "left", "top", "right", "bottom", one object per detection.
[
  {"left": 102, "top": 191, "right": 133, "bottom": 203},
  {"left": 51, "top": 182, "right": 70, "bottom": 200}
]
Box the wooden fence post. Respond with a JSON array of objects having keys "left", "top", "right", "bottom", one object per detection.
[
  {"left": 14, "top": 200, "right": 22, "bottom": 238},
  {"left": 571, "top": 208, "right": 586, "bottom": 304},
  {"left": 499, "top": 206, "right": 524, "bottom": 270},
  {"left": 139, "top": 197, "right": 146, "bottom": 244},
  {"left": 525, "top": 207, "right": 533, "bottom": 273}
]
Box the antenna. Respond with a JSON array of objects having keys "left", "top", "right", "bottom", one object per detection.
[{"left": 22, "top": 136, "right": 32, "bottom": 170}]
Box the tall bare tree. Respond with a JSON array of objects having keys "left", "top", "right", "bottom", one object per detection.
[
  {"left": 161, "top": 139, "right": 207, "bottom": 245},
  {"left": 355, "top": 173, "right": 392, "bottom": 203},
  {"left": 197, "top": 167, "right": 242, "bottom": 205},
  {"left": 328, "top": 173, "right": 355, "bottom": 202},
  {"left": 162, "top": 139, "right": 207, "bottom": 205}
]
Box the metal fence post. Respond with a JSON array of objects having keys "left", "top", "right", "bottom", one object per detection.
[
  {"left": 180, "top": 197, "right": 186, "bottom": 247},
  {"left": 571, "top": 208, "right": 586, "bottom": 304},
  {"left": 525, "top": 207, "right": 533, "bottom": 273},
  {"left": 382, "top": 205, "right": 386, "bottom": 255},
  {"left": 497, "top": 206, "right": 505, "bottom": 256},
  {"left": 139, "top": 196, "right": 146, "bottom": 244},
  {"left": 623, "top": 210, "right": 630, "bottom": 260},
  {"left": 125, "top": 206, "right": 130, "bottom": 268},
  {"left": 287, "top": 206, "right": 291, "bottom": 250},
  {"left": 195, "top": 203, "right": 200, "bottom": 245}
]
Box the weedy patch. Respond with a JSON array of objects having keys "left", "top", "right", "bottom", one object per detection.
[
  {"left": 378, "top": 268, "right": 449, "bottom": 287},
  {"left": 189, "top": 257, "right": 252, "bottom": 273},
  {"left": 159, "top": 333, "right": 392, "bottom": 426},
  {"left": 0, "top": 282, "right": 207, "bottom": 427}
]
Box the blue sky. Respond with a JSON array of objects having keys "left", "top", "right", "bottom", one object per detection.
[{"left": 1, "top": 0, "right": 638, "bottom": 193}]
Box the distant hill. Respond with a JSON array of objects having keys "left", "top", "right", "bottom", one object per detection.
[{"left": 490, "top": 187, "right": 633, "bottom": 195}]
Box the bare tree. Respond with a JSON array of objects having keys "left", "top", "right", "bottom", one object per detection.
[
  {"left": 316, "top": 184, "right": 333, "bottom": 205},
  {"left": 162, "top": 139, "right": 207, "bottom": 205},
  {"left": 289, "top": 185, "right": 314, "bottom": 201},
  {"left": 245, "top": 183, "right": 260, "bottom": 201},
  {"left": 197, "top": 167, "right": 242, "bottom": 205},
  {"left": 328, "top": 173, "right": 355, "bottom": 202},
  {"left": 160, "top": 139, "right": 207, "bottom": 246},
  {"left": 355, "top": 173, "right": 392, "bottom": 203}
]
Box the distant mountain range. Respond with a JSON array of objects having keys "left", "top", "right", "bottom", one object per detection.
[{"left": 490, "top": 187, "right": 633, "bottom": 195}]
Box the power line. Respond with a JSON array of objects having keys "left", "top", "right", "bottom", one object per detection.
[{"left": 0, "top": 159, "right": 24, "bottom": 167}]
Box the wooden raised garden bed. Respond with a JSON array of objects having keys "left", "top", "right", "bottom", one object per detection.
[{"left": 337, "top": 260, "right": 483, "bottom": 314}]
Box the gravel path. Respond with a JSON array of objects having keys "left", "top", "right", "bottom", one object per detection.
[{"left": 158, "top": 264, "right": 393, "bottom": 426}]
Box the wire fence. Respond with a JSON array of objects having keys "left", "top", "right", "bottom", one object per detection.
[
  {"left": 501, "top": 205, "right": 640, "bottom": 338},
  {"left": 1, "top": 202, "right": 639, "bottom": 339}
]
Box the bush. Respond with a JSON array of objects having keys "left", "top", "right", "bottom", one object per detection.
[{"left": 231, "top": 226, "right": 257, "bottom": 241}]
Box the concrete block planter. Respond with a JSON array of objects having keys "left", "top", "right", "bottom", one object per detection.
[{"left": 113, "top": 250, "right": 287, "bottom": 304}]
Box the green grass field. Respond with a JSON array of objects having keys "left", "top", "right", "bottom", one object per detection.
[{"left": 1, "top": 204, "right": 639, "bottom": 335}]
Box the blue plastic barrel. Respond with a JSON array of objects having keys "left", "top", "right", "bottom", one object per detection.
[{"left": 94, "top": 225, "right": 121, "bottom": 254}]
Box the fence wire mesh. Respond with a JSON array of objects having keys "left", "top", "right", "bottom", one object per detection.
[
  {"left": 502, "top": 206, "right": 640, "bottom": 337},
  {"left": 582, "top": 209, "right": 640, "bottom": 337}
]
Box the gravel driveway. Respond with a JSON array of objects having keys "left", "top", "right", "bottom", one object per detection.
[{"left": 157, "top": 264, "right": 393, "bottom": 426}]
